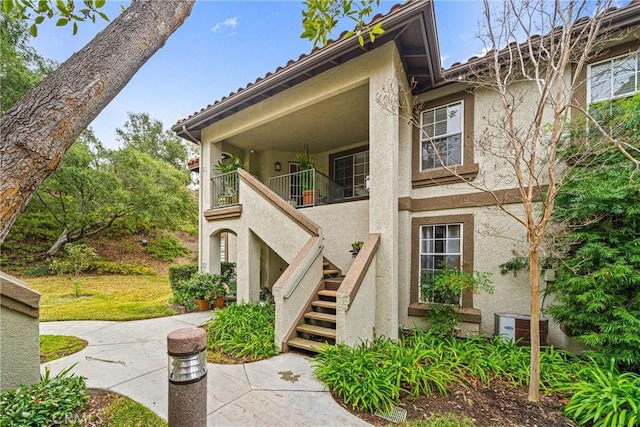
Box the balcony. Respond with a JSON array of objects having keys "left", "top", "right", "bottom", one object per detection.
[
  {"left": 268, "top": 169, "right": 345, "bottom": 208},
  {"left": 211, "top": 171, "right": 239, "bottom": 209}
]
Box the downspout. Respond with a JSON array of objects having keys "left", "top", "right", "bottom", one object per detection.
[{"left": 182, "top": 125, "right": 205, "bottom": 272}]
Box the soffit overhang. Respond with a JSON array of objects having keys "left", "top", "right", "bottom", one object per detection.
[{"left": 173, "top": 0, "right": 441, "bottom": 143}]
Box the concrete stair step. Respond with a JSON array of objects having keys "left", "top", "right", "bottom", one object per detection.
[
  {"left": 323, "top": 277, "right": 344, "bottom": 291},
  {"left": 311, "top": 300, "right": 336, "bottom": 309},
  {"left": 296, "top": 324, "right": 336, "bottom": 339},
  {"left": 323, "top": 269, "right": 340, "bottom": 277},
  {"left": 304, "top": 311, "right": 336, "bottom": 323},
  {"left": 287, "top": 337, "right": 326, "bottom": 353},
  {"left": 317, "top": 289, "right": 337, "bottom": 298}
]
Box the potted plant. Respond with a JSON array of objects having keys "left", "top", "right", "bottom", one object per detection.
[
  {"left": 215, "top": 156, "right": 243, "bottom": 205},
  {"left": 211, "top": 279, "right": 230, "bottom": 309},
  {"left": 182, "top": 273, "right": 217, "bottom": 311},
  {"left": 295, "top": 150, "right": 317, "bottom": 205},
  {"left": 350, "top": 240, "right": 364, "bottom": 258}
]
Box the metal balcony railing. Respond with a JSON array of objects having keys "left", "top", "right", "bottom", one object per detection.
[
  {"left": 211, "top": 171, "right": 239, "bottom": 208},
  {"left": 268, "top": 169, "right": 345, "bottom": 208}
]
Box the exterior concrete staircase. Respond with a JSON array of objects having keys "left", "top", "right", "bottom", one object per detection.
[{"left": 286, "top": 261, "right": 342, "bottom": 353}]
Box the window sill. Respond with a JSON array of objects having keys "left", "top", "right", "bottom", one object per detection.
[
  {"left": 407, "top": 303, "right": 481, "bottom": 324},
  {"left": 412, "top": 163, "right": 479, "bottom": 188}
]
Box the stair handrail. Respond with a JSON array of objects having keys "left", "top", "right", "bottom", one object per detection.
[
  {"left": 338, "top": 233, "right": 380, "bottom": 308},
  {"left": 237, "top": 168, "right": 319, "bottom": 236},
  {"left": 284, "top": 243, "right": 324, "bottom": 299}
]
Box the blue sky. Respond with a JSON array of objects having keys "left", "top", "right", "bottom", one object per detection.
[{"left": 31, "top": 1, "right": 488, "bottom": 149}]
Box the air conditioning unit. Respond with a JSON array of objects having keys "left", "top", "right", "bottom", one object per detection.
[{"left": 494, "top": 313, "right": 549, "bottom": 346}]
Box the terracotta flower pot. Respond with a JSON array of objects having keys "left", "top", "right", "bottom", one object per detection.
[
  {"left": 213, "top": 296, "right": 225, "bottom": 309},
  {"left": 194, "top": 299, "right": 210, "bottom": 311},
  {"left": 302, "top": 189, "right": 317, "bottom": 205}
]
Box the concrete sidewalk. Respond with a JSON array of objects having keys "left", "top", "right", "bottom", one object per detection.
[{"left": 40, "top": 313, "right": 369, "bottom": 426}]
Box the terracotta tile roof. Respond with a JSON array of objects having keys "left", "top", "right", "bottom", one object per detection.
[
  {"left": 444, "top": 0, "right": 640, "bottom": 75},
  {"left": 173, "top": 0, "right": 418, "bottom": 128}
]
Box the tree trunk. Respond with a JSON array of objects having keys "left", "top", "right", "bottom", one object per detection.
[
  {"left": 46, "top": 228, "right": 69, "bottom": 258},
  {"left": 0, "top": 0, "right": 195, "bottom": 243},
  {"left": 527, "top": 244, "right": 541, "bottom": 402}
]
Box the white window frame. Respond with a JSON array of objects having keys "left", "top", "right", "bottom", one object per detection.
[
  {"left": 418, "top": 223, "right": 463, "bottom": 304},
  {"left": 333, "top": 149, "right": 369, "bottom": 198},
  {"left": 420, "top": 100, "right": 464, "bottom": 172},
  {"left": 587, "top": 50, "right": 639, "bottom": 105}
]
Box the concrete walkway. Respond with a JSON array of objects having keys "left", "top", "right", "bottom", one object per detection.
[{"left": 40, "top": 313, "right": 369, "bottom": 426}]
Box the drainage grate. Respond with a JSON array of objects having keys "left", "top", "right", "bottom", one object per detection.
[{"left": 375, "top": 406, "right": 407, "bottom": 424}]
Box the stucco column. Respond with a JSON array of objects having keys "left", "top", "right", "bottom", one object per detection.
[
  {"left": 208, "top": 233, "right": 221, "bottom": 275},
  {"left": 368, "top": 45, "right": 401, "bottom": 339},
  {"left": 199, "top": 141, "right": 219, "bottom": 272},
  {"left": 236, "top": 228, "right": 261, "bottom": 303}
]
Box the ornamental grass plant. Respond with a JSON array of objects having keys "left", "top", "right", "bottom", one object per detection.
[{"left": 314, "top": 329, "right": 586, "bottom": 414}]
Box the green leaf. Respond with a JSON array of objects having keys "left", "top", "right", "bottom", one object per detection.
[
  {"left": 96, "top": 0, "right": 105, "bottom": 7},
  {"left": 29, "top": 23, "right": 37, "bottom": 37},
  {"left": 55, "top": 0, "right": 67, "bottom": 14},
  {"left": 3, "top": 0, "right": 14, "bottom": 13},
  {"left": 73, "top": 22, "right": 78, "bottom": 35},
  {"left": 56, "top": 17, "right": 68, "bottom": 26}
]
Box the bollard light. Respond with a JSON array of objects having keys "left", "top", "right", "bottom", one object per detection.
[
  {"left": 168, "top": 350, "right": 207, "bottom": 383},
  {"left": 167, "top": 327, "right": 207, "bottom": 427}
]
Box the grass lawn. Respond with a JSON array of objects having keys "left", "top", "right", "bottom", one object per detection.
[
  {"left": 103, "top": 394, "right": 167, "bottom": 427},
  {"left": 40, "top": 335, "right": 88, "bottom": 363},
  {"left": 25, "top": 275, "right": 175, "bottom": 321}
]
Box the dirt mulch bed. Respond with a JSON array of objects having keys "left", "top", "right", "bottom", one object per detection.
[
  {"left": 73, "top": 390, "right": 119, "bottom": 426},
  {"left": 337, "top": 380, "right": 572, "bottom": 426}
]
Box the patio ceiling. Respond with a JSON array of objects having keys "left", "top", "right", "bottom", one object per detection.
[{"left": 223, "top": 84, "right": 369, "bottom": 154}]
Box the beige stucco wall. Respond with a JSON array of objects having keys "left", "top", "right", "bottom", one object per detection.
[
  {"left": 195, "top": 37, "right": 582, "bottom": 351},
  {"left": 303, "top": 199, "right": 369, "bottom": 273},
  {"left": 0, "top": 273, "right": 40, "bottom": 392},
  {"left": 336, "top": 257, "right": 377, "bottom": 346},
  {"left": 397, "top": 202, "right": 576, "bottom": 348}
]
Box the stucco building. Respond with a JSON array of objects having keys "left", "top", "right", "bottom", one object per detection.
[{"left": 173, "top": 1, "right": 640, "bottom": 352}]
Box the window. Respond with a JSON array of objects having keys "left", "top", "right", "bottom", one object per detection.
[
  {"left": 410, "top": 214, "right": 476, "bottom": 316},
  {"left": 588, "top": 50, "right": 639, "bottom": 103},
  {"left": 331, "top": 148, "right": 369, "bottom": 198},
  {"left": 420, "top": 101, "right": 463, "bottom": 171},
  {"left": 419, "top": 223, "right": 462, "bottom": 304},
  {"left": 412, "top": 92, "right": 477, "bottom": 187}
]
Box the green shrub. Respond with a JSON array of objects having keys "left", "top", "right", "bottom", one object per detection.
[
  {"left": 421, "top": 268, "right": 493, "bottom": 337},
  {"left": 548, "top": 94, "right": 640, "bottom": 371},
  {"left": 50, "top": 243, "right": 98, "bottom": 297},
  {"left": 23, "top": 264, "right": 52, "bottom": 276},
  {"left": 221, "top": 261, "right": 236, "bottom": 278},
  {"left": 91, "top": 260, "right": 156, "bottom": 276},
  {"left": 207, "top": 303, "right": 279, "bottom": 361},
  {"left": 564, "top": 360, "right": 640, "bottom": 427},
  {"left": 315, "top": 328, "right": 587, "bottom": 414},
  {"left": 168, "top": 263, "right": 198, "bottom": 291},
  {"left": 145, "top": 235, "right": 190, "bottom": 262},
  {"left": 0, "top": 366, "right": 88, "bottom": 426}
]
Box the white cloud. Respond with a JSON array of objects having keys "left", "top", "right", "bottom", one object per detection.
[{"left": 212, "top": 17, "right": 238, "bottom": 33}]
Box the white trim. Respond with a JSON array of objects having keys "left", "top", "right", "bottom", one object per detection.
[
  {"left": 586, "top": 50, "right": 639, "bottom": 105},
  {"left": 418, "top": 223, "right": 464, "bottom": 303},
  {"left": 419, "top": 99, "right": 465, "bottom": 171}
]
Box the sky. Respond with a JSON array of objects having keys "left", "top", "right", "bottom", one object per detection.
[{"left": 30, "top": 0, "right": 491, "bottom": 149}]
